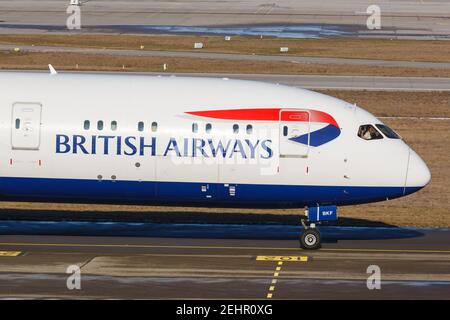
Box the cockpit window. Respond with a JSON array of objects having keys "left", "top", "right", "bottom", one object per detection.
[
  {"left": 358, "top": 124, "right": 383, "bottom": 140},
  {"left": 375, "top": 124, "right": 401, "bottom": 139}
]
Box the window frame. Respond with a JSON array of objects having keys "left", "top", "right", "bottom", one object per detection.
[
  {"left": 111, "top": 120, "right": 118, "bottom": 131},
  {"left": 151, "top": 121, "right": 158, "bottom": 132},
  {"left": 357, "top": 124, "right": 384, "bottom": 141},
  {"left": 375, "top": 124, "right": 401, "bottom": 139}
]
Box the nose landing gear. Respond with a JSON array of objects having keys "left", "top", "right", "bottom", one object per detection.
[
  {"left": 299, "top": 205, "right": 337, "bottom": 250},
  {"left": 300, "top": 220, "right": 322, "bottom": 250}
]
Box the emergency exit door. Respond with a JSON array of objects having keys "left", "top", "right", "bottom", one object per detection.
[
  {"left": 11, "top": 102, "right": 42, "bottom": 150},
  {"left": 279, "top": 109, "right": 310, "bottom": 157}
]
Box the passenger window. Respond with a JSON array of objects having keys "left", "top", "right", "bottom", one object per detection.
[
  {"left": 283, "top": 126, "right": 288, "bottom": 137},
  {"left": 192, "top": 123, "right": 198, "bottom": 133},
  {"left": 205, "top": 123, "right": 212, "bottom": 133},
  {"left": 138, "top": 121, "right": 144, "bottom": 132},
  {"left": 246, "top": 124, "right": 253, "bottom": 134},
  {"left": 97, "top": 120, "right": 104, "bottom": 130},
  {"left": 15, "top": 118, "right": 20, "bottom": 129},
  {"left": 376, "top": 124, "right": 400, "bottom": 139},
  {"left": 151, "top": 122, "right": 158, "bottom": 132},
  {"left": 83, "top": 120, "right": 90, "bottom": 130},
  {"left": 233, "top": 124, "right": 239, "bottom": 134},
  {"left": 111, "top": 121, "right": 117, "bottom": 131},
  {"left": 358, "top": 124, "right": 383, "bottom": 140}
]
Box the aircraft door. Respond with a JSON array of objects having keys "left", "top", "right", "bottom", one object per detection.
[
  {"left": 279, "top": 109, "right": 310, "bottom": 157},
  {"left": 11, "top": 102, "right": 42, "bottom": 150}
]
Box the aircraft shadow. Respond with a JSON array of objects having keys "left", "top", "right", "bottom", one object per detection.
[{"left": 0, "top": 207, "right": 425, "bottom": 243}]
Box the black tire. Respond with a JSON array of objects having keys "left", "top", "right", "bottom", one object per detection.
[{"left": 300, "top": 228, "right": 321, "bottom": 250}]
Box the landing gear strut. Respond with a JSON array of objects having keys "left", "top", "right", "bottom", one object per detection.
[
  {"left": 299, "top": 205, "right": 337, "bottom": 250},
  {"left": 300, "top": 219, "right": 322, "bottom": 250}
]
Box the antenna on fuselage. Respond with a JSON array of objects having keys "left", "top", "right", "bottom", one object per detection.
[{"left": 48, "top": 64, "right": 58, "bottom": 76}]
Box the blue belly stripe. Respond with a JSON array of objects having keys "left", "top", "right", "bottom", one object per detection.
[{"left": 0, "top": 176, "right": 422, "bottom": 207}]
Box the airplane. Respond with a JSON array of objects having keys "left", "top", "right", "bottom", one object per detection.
[{"left": 0, "top": 70, "right": 431, "bottom": 249}]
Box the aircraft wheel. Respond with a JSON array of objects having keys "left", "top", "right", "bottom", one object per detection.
[{"left": 300, "top": 228, "right": 321, "bottom": 250}]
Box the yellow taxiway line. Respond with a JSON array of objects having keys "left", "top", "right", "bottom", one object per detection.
[
  {"left": 0, "top": 242, "right": 449, "bottom": 254},
  {"left": 0, "top": 251, "right": 22, "bottom": 257},
  {"left": 256, "top": 256, "right": 309, "bottom": 262},
  {"left": 267, "top": 261, "right": 284, "bottom": 299}
]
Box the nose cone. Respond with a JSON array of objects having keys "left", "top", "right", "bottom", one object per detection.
[{"left": 405, "top": 148, "right": 431, "bottom": 191}]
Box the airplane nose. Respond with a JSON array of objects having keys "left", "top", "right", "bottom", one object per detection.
[{"left": 405, "top": 148, "right": 431, "bottom": 190}]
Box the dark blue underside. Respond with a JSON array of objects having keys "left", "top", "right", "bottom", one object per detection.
[{"left": 0, "top": 177, "right": 421, "bottom": 208}]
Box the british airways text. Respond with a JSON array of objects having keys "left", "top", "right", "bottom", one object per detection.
[{"left": 55, "top": 135, "right": 273, "bottom": 159}]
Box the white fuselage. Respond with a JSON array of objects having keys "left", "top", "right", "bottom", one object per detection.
[{"left": 0, "top": 72, "right": 430, "bottom": 208}]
